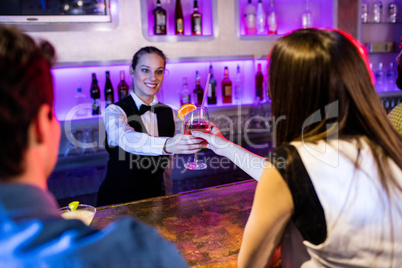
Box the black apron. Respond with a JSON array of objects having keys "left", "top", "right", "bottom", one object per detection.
[{"left": 97, "top": 96, "right": 175, "bottom": 206}]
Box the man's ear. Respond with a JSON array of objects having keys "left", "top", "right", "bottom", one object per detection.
[{"left": 33, "top": 104, "right": 52, "bottom": 145}]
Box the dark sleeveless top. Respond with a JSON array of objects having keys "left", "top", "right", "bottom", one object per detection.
[{"left": 97, "top": 96, "right": 175, "bottom": 206}]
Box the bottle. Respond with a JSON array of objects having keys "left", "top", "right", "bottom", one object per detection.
[
  {"left": 180, "top": 77, "right": 191, "bottom": 106},
  {"left": 193, "top": 71, "right": 204, "bottom": 106},
  {"left": 256, "top": 0, "right": 266, "bottom": 34},
  {"left": 302, "top": 0, "right": 312, "bottom": 28},
  {"left": 267, "top": 0, "right": 278, "bottom": 35},
  {"left": 118, "top": 70, "right": 129, "bottom": 100},
  {"left": 153, "top": 0, "right": 166, "bottom": 35},
  {"left": 361, "top": 0, "right": 368, "bottom": 23},
  {"left": 389, "top": 2, "right": 397, "bottom": 23},
  {"left": 373, "top": 1, "right": 383, "bottom": 23},
  {"left": 256, "top": 63, "right": 264, "bottom": 101},
  {"left": 244, "top": 0, "right": 256, "bottom": 35},
  {"left": 208, "top": 64, "right": 217, "bottom": 105},
  {"left": 375, "top": 62, "right": 385, "bottom": 91},
  {"left": 387, "top": 62, "right": 396, "bottom": 90},
  {"left": 75, "top": 87, "right": 87, "bottom": 117},
  {"left": 90, "top": 73, "right": 101, "bottom": 115},
  {"left": 175, "top": 0, "right": 184, "bottom": 35},
  {"left": 104, "top": 71, "right": 114, "bottom": 107},
  {"left": 234, "top": 64, "right": 242, "bottom": 103},
  {"left": 222, "top": 67, "right": 232, "bottom": 104},
  {"left": 191, "top": 0, "right": 202, "bottom": 35}
]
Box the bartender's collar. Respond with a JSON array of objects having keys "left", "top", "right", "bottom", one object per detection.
[{"left": 130, "top": 91, "right": 158, "bottom": 111}]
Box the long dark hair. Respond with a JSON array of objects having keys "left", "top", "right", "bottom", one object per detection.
[{"left": 269, "top": 28, "right": 402, "bottom": 193}]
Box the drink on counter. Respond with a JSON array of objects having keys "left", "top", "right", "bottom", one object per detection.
[
  {"left": 104, "top": 71, "right": 114, "bottom": 107},
  {"left": 222, "top": 66, "right": 232, "bottom": 103},
  {"left": 191, "top": 0, "right": 202, "bottom": 35},
  {"left": 208, "top": 63, "right": 217, "bottom": 105},
  {"left": 175, "top": 0, "right": 184, "bottom": 35},
  {"left": 118, "top": 70, "right": 129, "bottom": 100},
  {"left": 59, "top": 204, "right": 96, "bottom": 226},
  {"left": 194, "top": 70, "right": 204, "bottom": 106},
  {"left": 90, "top": 73, "right": 101, "bottom": 115},
  {"left": 153, "top": 0, "right": 167, "bottom": 35},
  {"left": 244, "top": 0, "right": 257, "bottom": 35}
]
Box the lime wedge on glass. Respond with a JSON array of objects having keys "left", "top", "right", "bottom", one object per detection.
[{"left": 68, "top": 201, "right": 80, "bottom": 211}]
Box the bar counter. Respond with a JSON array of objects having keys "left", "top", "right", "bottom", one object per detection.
[{"left": 91, "top": 179, "right": 257, "bottom": 267}]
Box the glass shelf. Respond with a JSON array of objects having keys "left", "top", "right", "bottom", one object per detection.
[
  {"left": 235, "top": 0, "right": 335, "bottom": 40},
  {"left": 140, "top": 0, "right": 218, "bottom": 42}
]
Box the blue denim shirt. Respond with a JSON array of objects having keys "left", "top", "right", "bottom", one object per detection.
[{"left": 0, "top": 184, "right": 188, "bottom": 268}]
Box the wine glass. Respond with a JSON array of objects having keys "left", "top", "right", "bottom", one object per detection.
[{"left": 183, "top": 107, "right": 211, "bottom": 170}]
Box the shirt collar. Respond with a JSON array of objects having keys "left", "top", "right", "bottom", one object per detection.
[{"left": 130, "top": 91, "right": 159, "bottom": 111}]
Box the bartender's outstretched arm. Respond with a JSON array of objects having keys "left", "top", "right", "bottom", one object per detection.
[{"left": 164, "top": 133, "right": 207, "bottom": 155}]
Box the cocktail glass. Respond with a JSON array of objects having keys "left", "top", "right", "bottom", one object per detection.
[{"left": 59, "top": 204, "right": 96, "bottom": 226}]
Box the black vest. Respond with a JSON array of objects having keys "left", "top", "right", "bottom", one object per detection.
[{"left": 97, "top": 96, "right": 175, "bottom": 206}]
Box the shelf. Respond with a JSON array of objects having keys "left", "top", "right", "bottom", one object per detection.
[
  {"left": 140, "top": 0, "right": 218, "bottom": 42},
  {"left": 235, "top": 0, "right": 335, "bottom": 40}
]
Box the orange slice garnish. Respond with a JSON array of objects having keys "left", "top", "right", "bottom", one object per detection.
[{"left": 177, "top": 103, "right": 197, "bottom": 120}]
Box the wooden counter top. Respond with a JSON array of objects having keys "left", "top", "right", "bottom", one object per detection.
[{"left": 91, "top": 179, "right": 257, "bottom": 267}]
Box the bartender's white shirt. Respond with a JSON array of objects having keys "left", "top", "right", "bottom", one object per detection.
[
  {"left": 104, "top": 91, "right": 175, "bottom": 156},
  {"left": 103, "top": 91, "right": 175, "bottom": 194}
]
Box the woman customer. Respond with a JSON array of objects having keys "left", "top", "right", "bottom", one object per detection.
[
  {"left": 193, "top": 29, "right": 402, "bottom": 267},
  {"left": 97, "top": 46, "right": 205, "bottom": 206}
]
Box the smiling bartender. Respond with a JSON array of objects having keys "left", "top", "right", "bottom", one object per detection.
[{"left": 97, "top": 46, "right": 205, "bottom": 206}]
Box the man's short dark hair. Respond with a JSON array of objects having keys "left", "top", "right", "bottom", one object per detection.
[{"left": 0, "top": 25, "right": 56, "bottom": 179}]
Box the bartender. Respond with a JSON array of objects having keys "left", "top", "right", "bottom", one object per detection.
[{"left": 97, "top": 46, "right": 205, "bottom": 206}]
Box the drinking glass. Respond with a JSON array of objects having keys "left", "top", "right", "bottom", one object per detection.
[
  {"left": 59, "top": 204, "right": 97, "bottom": 226},
  {"left": 183, "top": 107, "right": 211, "bottom": 170}
]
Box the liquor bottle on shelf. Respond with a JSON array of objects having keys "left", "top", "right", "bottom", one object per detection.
[
  {"left": 387, "top": 62, "right": 396, "bottom": 91},
  {"left": 244, "top": 0, "right": 256, "bottom": 35},
  {"left": 267, "top": 0, "right": 278, "bottom": 35},
  {"left": 256, "top": 63, "right": 264, "bottom": 101},
  {"left": 375, "top": 62, "right": 385, "bottom": 91},
  {"left": 373, "top": 1, "right": 383, "bottom": 23},
  {"left": 104, "top": 71, "right": 114, "bottom": 107},
  {"left": 222, "top": 66, "right": 232, "bottom": 104},
  {"left": 256, "top": 0, "right": 266, "bottom": 34},
  {"left": 361, "top": 0, "right": 369, "bottom": 23},
  {"left": 90, "top": 73, "right": 101, "bottom": 115},
  {"left": 389, "top": 1, "right": 397, "bottom": 23},
  {"left": 194, "top": 71, "right": 204, "bottom": 106},
  {"left": 75, "top": 87, "right": 88, "bottom": 117},
  {"left": 175, "top": 0, "right": 184, "bottom": 35},
  {"left": 208, "top": 64, "right": 217, "bottom": 105},
  {"left": 234, "top": 64, "right": 242, "bottom": 103},
  {"left": 302, "top": 0, "right": 312, "bottom": 29},
  {"left": 180, "top": 77, "right": 191, "bottom": 106},
  {"left": 191, "top": 0, "right": 202, "bottom": 35},
  {"left": 153, "top": 0, "right": 166, "bottom": 35},
  {"left": 118, "top": 70, "right": 129, "bottom": 100}
]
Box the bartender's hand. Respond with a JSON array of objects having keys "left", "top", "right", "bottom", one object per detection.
[
  {"left": 191, "top": 124, "right": 231, "bottom": 156},
  {"left": 164, "top": 133, "right": 206, "bottom": 154}
]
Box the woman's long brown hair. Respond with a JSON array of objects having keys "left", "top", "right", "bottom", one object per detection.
[{"left": 269, "top": 28, "right": 402, "bottom": 194}]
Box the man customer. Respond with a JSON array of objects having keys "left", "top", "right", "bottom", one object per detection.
[{"left": 0, "top": 25, "right": 188, "bottom": 267}]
